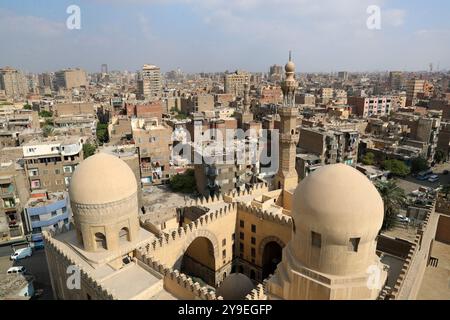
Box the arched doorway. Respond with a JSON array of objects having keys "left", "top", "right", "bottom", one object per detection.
[
  {"left": 180, "top": 237, "right": 216, "bottom": 286},
  {"left": 262, "top": 241, "right": 282, "bottom": 279}
]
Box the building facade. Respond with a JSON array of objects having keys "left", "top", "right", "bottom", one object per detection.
[
  {"left": 137, "top": 65, "right": 162, "bottom": 100},
  {"left": 22, "top": 138, "right": 84, "bottom": 192}
]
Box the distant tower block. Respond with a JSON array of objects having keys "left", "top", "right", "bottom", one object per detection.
[
  {"left": 274, "top": 51, "right": 299, "bottom": 191},
  {"left": 101, "top": 64, "right": 108, "bottom": 74}
]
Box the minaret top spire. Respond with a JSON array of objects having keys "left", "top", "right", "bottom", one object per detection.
[{"left": 282, "top": 51, "right": 298, "bottom": 107}]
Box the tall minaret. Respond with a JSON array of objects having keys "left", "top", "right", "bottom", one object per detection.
[
  {"left": 236, "top": 82, "right": 253, "bottom": 128},
  {"left": 274, "top": 51, "right": 299, "bottom": 191}
]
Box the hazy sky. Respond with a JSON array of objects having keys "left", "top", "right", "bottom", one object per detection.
[{"left": 1, "top": 0, "right": 449, "bottom": 73}]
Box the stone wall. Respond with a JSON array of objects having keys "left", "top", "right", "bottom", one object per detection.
[{"left": 383, "top": 202, "right": 439, "bottom": 300}]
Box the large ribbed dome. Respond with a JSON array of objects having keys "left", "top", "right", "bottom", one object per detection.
[
  {"left": 293, "top": 164, "right": 384, "bottom": 244},
  {"left": 69, "top": 153, "right": 137, "bottom": 205}
]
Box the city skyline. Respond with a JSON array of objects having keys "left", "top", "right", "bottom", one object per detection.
[{"left": 1, "top": 0, "right": 449, "bottom": 73}]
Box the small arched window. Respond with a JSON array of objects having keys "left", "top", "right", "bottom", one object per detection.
[
  {"left": 95, "top": 232, "right": 107, "bottom": 250},
  {"left": 119, "top": 227, "right": 130, "bottom": 243}
]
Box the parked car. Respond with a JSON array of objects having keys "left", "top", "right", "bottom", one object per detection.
[
  {"left": 417, "top": 169, "right": 433, "bottom": 180},
  {"left": 31, "top": 241, "right": 45, "bottom": 250},
  {"left": 396, "top": 214, "right": 410, "bottom": 223},
  {"left": 428, "top": 175, "right": 439, "bottom": 183},
  {"left": 10, "top": 246, "right": 32, "bottom": 261},
  {"left": 7, "top": 266, "right": 27, "bottom": 274}
]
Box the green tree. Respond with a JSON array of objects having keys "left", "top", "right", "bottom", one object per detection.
[
  {"left": 169, "top": 169, "right": 196, "bottom": 193},
  {"left": 361, "top": 152, "right": 375, "bottom": 165},
  {"left": 96, "top": 123, "right": 109, "bottom": 144},
  {"left": 39, "top": 110, "right": 53, "bottom": 118},
  {"left": 83, "top": 143, "right": 97, "bottom": 159},
  {"left": 411, "top": 156, "right": 429, "bottom": 174},
  {"left": 374, "top": 180, "right": 407, "bottom": 230},
  {"left": 441, "top": 184, "right": 450, "bottom": 198},
  {"left": 434, "top": 149, "right": 446, "bottom": 164},
  {"left": 382, "top": 159, "right": 410, "bottom": 177},
  {"left": 175, "top": 112, "right": 188, "bottom": 120},
  {"left": 42, "top": 125, "right": 54, "bottom": 137},
  {"left": 23, "top": 104, "right": 32, "bottom": 110}
]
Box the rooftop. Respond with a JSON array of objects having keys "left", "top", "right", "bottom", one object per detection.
[{"left": 0, "top": 274, "right": 34, "bottom": 299}]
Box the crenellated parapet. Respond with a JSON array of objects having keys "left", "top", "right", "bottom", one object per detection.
[
  {"left": 382, "top": 201, "right": 436, "bottom": 300},
  {"left": 43, "top": 231, "right": 117, "bottom": 300},
  {"left": 187, "top": 182, "right": 269, "bottom": 206},
  {"left": 237, "top": 203, "right": 292, "bottom": 227},
  {"left": 137, "top": 254, "right": 222, "bottom": 300},
  {"left": 138, "top": 202, "right": 237, "bottom": 255},
  {"left": 245, "top": 282, "right": 267, "bottom": 300}
]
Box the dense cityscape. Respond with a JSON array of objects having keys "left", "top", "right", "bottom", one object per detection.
[{"left": 0, "top": 0, "right": 449, "bottom": 304}]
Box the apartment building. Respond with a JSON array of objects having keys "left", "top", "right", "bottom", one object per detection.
[
  {"left": 22, "top": 137, "right": 85, "bottom": 192},
  {"left": 348, "top": 96, "right": 392, "bottom": 118},
  {"left": 194, "top": 139, "right": 259, "bottom": 197},
  {"left": 53, "top": 114, "right": 97, "bottom": 138},
  {"left": 0, "top": 67, "right": 28, "bottom": 98},
  {"left": 391, "top": 111, "right": 441, "bottom": 162},
  {"left": 137, "top": 64, "right": 162, "bottom": 100},
  {"left": 53, "top": 102, "right": 95, "bottom": 117},
  {"left": 295, "top": 93, "right": 315, "bottom": 106},
  {"left": 406, "top": 79, "right": 425, "bottom": 104},
  {"left": 125, "top": 101, "right": 163, "bottom": 121},
  {"left": 389, "top": 71, "right": 403, "bottom": 91},
  {"left": 180, "top": 94, "right": 214, "bottom": 114},
  {"left": 319, "top": 88, "right": 334, "bottom": 104},
  {"left": 0, "top": 160, "right": 29, "bottom": 243},
  {"left": 108, "top": 115, "right": 132, "bottom": 144},
  {"left": 23, "top": 190, "right": 71, "bottom": 245},
  {"left": 298, "top": 127, "right": 359, "bottom": 166},
  {"left": 269, "top": 65, "right": 283, "bottom": 82},
  {"left": 54, "top": 68, "right": 87, "bottom": 90},
  {"left": 259, "top": 86, "right": 283, "bottom": 105},
  {"left": 131, "top": 118, "right": 173, "bottom": 185},
  {"left": 224, "top": 70, "right": 250, "bottom": 96}
]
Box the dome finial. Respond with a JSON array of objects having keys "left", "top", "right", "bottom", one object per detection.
[{"left": 289, "top": 50, "right": 292, "bottom": 62}]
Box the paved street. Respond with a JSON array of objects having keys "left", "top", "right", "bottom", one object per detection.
[
  {"left": 0, "top": 245, "right": 53, "bottom": 300},
  {"left": 395, "top": 162, "right": 450, "bottom": 193}
]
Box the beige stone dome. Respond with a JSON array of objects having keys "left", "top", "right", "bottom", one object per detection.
[
  {"left": 69, "top": 153, "right": 137, "bottom": 205},
  {"left": 216, "top": 273, "right": 255, "bottom": 300},
  {"left": 293, "top": 164, "right": 383, "bottom": 243},
  {"left": 70, "top": 153, "right": 140, "bottom": 253}
]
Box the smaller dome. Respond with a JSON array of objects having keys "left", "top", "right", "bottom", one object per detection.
[
  {"left": 285, "top": 61, "right": 296, "bottom": 73},
  {"left": 69, "top": 153, "right": 137, "bottom": 205},
  {"left": 216, "top": 273, "right": 255, "bottom": 300},
  {"left": 293, "top": 164, "right": 384, "bottom": 243}
]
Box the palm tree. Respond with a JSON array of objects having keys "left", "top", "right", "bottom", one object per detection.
[{"left": 374, "top": 180, "right": 407, "bottom": 230}]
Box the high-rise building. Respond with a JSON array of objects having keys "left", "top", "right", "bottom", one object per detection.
[
  {"left": 406, "top": 79, "right": 425, "bottom": 102},
  {"left": 224, "top": 70, "right": 250, "bottom": 96},
  {"left": 269, "top": 65, "right": 283, "bottom": 82},
  {"left": 137, "top": 64, "right": 162, "bottom": 100},
  {"left": 0, "top": 67, "right": 28, "bottom": 98},
  {"left": 54, "top": 68, "right": 87, "bottom": 90},
  {"left": 338, "top": 71, "right": 348, "bottom": 81},
  {"left": 101, "top": 64, "right": 108, "bottom": 74},
  {"left": 389, "top": 71, "right": 403, "bottom": 91},
  {"left": 38, "top": 73, "right": 53, "bottom": 90}
]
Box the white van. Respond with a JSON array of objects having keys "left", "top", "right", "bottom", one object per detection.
[
  {"left": 7, "top": 266, "right": 27, "bottom": 274},
  {"left": 10, "top": 246, "right": 32, "bottom": 261}
]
